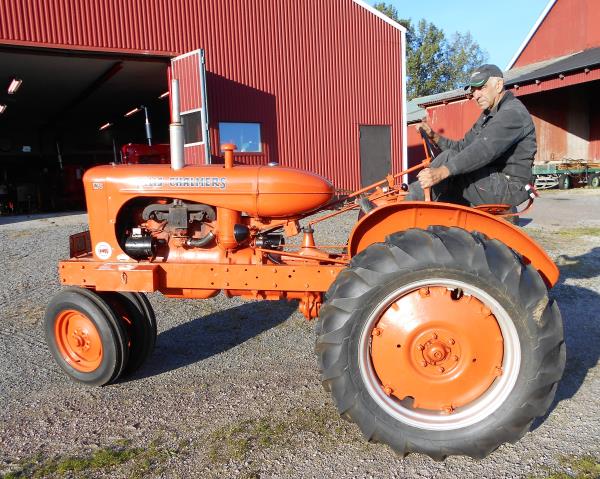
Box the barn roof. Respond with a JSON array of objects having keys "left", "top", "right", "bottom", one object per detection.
[{"left": 406, "top": 46, "right": 600, "bottom": 119}]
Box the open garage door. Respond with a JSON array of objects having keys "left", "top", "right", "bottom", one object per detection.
[
  {"left": 0, "top": 47, "right": 170, "bottom": 213},
  {"left": 170, "top": 50, "right": 211, "bottom": 165}
]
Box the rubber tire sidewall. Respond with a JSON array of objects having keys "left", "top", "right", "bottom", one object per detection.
[
  {"left": 99, "top": 292, "right": 156, "bottom": 375},
  {"left": 44, "top": 289, "right": 123, "bottom": 386}
]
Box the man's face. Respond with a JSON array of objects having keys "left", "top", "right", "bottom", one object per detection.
[{"left": 471, "top": 77, "right": 503, "bottom": 111}]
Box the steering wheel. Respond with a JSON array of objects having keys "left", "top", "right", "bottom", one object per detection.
[{"left": 418, "top": 127, "right": 438, "bottom": 160}]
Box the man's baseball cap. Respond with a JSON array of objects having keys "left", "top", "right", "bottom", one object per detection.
[{"left": 464, "top": 64, "right": 504, "bottom": 90}]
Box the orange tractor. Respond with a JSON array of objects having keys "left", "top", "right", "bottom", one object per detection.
[{"left": 44, "top": 90, "right": 564, "bottom": 460}]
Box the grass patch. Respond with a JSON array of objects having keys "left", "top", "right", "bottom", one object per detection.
[
  {"left": 207, "top": 406, "right": 356, "bottom": 463},
  {"left": 556, "top": 227, "right": 600, "bottom": 238},
  {"left": 0, "top": 438, "right": 187, "bottom": 479},
  {"left": 528, "top": 455, "right": 600, "bottom": 479},
  {"left": 1, "top": 447, "right": 141, "bottom": 478}
]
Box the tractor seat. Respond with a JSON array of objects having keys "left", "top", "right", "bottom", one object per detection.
[{"left": 474, "top": 204, "right": 513, "bottom": 216}]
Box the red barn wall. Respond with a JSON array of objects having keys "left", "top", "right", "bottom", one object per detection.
[
  {"left": 0, "top": 0, "right": 405, "bottom": 191},
  {"left": 513, "top": 0, "right": 600, "bottom": 68},
  {"left": 406, "top": 99, "right": 480, "bottom": 169}
]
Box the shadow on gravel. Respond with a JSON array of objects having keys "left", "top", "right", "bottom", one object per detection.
[
  {"left": 532, "top": 246, "right": 600, "bottom": 430},
  {"left": 130, "top": 300, "right": 298, "bottom": 380}
]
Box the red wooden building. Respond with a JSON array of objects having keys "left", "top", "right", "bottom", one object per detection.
[
  {"left": 0, "top": 0, "right": 407, "bottom": 213},
  {"left": 407, "top": 0, "right": 600, "bottom": 171}
]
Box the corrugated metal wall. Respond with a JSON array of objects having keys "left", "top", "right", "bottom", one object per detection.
[
  {"left": 0, "top": 0, "right": 405, "bottom": 190},
  {"left": 513, "top": 0, "right": 600, "bottom": 68}
]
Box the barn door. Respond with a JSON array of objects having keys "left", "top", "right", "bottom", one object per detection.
[
  {"left": 170, "top": 50, "right": 211, "bottom": 164},
  {"left": 359, "top": 125, "right": 391, "bottom": 187}
]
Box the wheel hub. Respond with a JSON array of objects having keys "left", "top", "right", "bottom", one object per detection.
[
  {"left": 370, "top": 286, "right": 504, "bottom": 411},
  {"left": 54, "top": 309, "right": 102, "bottom": 372}
]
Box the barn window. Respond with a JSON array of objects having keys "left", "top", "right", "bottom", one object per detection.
[
  {"left": 181, "top": 110, "right": 204, "bottom": 145},
  {"left": 219, "top": 122, "right": 262, "bottom": 153}
]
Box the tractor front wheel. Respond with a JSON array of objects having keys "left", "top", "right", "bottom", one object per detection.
[
  {"left": 315, "top": 227, "right": 565, "bottom": 459},
  {"left": 44, "top": 288, "right": 130, "bottom": 386}
]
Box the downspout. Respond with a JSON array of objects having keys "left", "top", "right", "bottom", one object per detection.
[{"left": 401, "top": 28, "right": 408, "bottom": 182}]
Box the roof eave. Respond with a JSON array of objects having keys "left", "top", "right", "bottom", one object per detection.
[
  {"left": 505, "top": 0, "right": 557, "bottom": 70},
  {"left": 351, "top": 0, "right": 407, "bottom": 32}
]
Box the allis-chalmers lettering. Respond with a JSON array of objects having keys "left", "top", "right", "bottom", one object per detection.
[{"left": 142, "top": 176, "right": 227, "bottom": 189}]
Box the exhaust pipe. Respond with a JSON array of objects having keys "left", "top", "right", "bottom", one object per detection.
[{"left": 170, "top": 79, "right": 185, "bottom": 170}]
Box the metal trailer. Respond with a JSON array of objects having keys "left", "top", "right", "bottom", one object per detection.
[{"left": 533, "top": 161, "right": 600, "bottom": 190}]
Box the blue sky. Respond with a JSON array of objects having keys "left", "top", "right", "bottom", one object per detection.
[{"left": 367, "top": 0, "right": 550, "bottom": 68}]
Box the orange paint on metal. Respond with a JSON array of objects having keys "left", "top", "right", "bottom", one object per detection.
[
  {"left": 348, "top": 202, "right": 559, "bottom": 287},
  {"left": 59, "top": 260, "right": 344, "bottom": 294},
  {"left": 54, "top": 309, "right": 102, "bottom": 373},
  {"left": 222, "top": 144, "right": 235, "bottom": 169},
  {"left": 216, "top": 207, "right": 241, "bottom": 250},
  {"left": 370, "top": 286, "right": 504, "bottom": 410}
]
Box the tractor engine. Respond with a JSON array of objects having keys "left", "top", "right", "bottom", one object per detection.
[
  {"left": 123, "top": 199, "right": 221, "bottom": 260},
  {"left": 83, "top": 156, "right": 334, "bottom": 267}
]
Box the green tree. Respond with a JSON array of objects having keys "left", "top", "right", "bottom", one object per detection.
[{"left": 374, "top": 3, "right": 488, "bottom": 99}]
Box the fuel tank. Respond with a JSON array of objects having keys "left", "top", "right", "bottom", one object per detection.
[{"left": 83, "top": 163, "right": 334, "bottom": 217}]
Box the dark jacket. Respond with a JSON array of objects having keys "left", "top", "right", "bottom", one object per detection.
[{"left": 437, "top": 91, "right": 536, "bottom": 184}]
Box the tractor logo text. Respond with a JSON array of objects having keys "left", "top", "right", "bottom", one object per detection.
[{"left": 141, "top": 177, "right": 227, "bottom": 189}]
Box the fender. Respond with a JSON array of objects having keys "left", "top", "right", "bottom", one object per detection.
[{"left": 348, "top": 201, "right": 559, "bottom": 287}]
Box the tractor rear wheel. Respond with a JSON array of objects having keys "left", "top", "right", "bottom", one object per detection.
[
  {"left": 98, "top": 292, "right": 157, "bottom": 375},
  {"left": 589, "top": 173, "right": 600, "bottom": 188},
  {"left": 315, "top": 226, "right": 565, "bottom": 459},
  {"left": 44, "top": 287, "right": 129, "bottom": 386}
]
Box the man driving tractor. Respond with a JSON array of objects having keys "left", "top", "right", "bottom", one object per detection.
[{"left": 407, "top": 64, "right": 536, "bottom": 207}]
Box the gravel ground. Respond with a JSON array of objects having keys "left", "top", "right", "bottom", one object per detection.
[{"left": 0, "top": 189, "right": 599, "bottom": 478}]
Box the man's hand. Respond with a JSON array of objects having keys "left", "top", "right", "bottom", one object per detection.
[
  {"left": 416, "top": 119, "right": 436, "bottom": 141},
  {"left": 417, "top": 166, "right": 450, "bottom": 189}
]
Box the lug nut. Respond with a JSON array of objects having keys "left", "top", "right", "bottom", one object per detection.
[
  {"left": 452, "top": 355, "right": 459, "bottom": 361},
  {"left": 417, "top": 344, "right": 425, "bottom": 351},
  {"left": 383, "top": 385, "right": 393, "bottom": 396},
  {"left": 449, "top": 338, "right": 455, "bottom": 345},
  {"left": 420, "top": 361, "right": 428, "bottom": 367},
  {"left": 431, "top": 332, "right": 438, "bottom": 340},
  {"left": 372, "top": 327, "right": 382, "bottom": 337},
  {"left": 419, "top": 288, "right": 430, "bottom": 297},
  {"left": 438, "top": 366, "right": 445, "bottom": 373}
]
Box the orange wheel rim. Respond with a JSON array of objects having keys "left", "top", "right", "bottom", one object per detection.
[
  {"left": 370, "top": 286, "right": 504, "bottom": 411},
  {"left": 54, "top": 309, "right": 103, "bottom": 372}
]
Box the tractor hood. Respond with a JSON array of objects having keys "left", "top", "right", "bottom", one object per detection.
[{"left": 83, "top": 163, "right": 335, "bottom": 217}]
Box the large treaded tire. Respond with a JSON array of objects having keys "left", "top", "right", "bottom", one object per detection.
[{"left": 315, "top": 226, "right": 565, "bottom": 459}]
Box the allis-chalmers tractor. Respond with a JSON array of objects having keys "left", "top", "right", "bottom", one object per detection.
[{"left": 44, "top": 94, "right": 565, "bottom": 459}]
